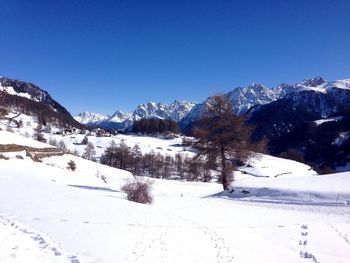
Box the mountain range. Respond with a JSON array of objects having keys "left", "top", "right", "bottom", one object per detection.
[
  {"left": 179, "top": 77, "right": 350, "bottom": 131},
  {"left": 1, "top": 75, "right": 349, "bottom": 171},
  {"left": 75, "top": 100, "right": 196, "bottom": 130}
]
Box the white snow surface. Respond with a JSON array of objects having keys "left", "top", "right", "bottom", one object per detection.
[
  {"left": 0, "top": 130, "right": 55, "bottom": 148},
  {"left": 238, "top": 154, "right": 317, "bottom": 179},
  {"left": 0, "top": 85, "right": 32, "bottom": 100},
  {"left": 0, "top": 155, "right": 349, "bottom": 263},
  {"left": 314, "top": 116, "right": 343, "bottom": 126},
  {"left": 0, "top": 132, "right": 350, "bottom": 262},
  {"left": 49, "top": 133, "right": 193, "bottom": 159}
]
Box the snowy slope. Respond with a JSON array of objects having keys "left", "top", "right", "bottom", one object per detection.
[
  {"left": 0, "top": 130, "right": 55, "bottom": 149},
  {"left": 0, "top": 132, "right": 349, "bottom": 262},
  {"left": 238, "top": 154, "right": 317, "bottom": 179},
  {"left": 0, "top": 153, "right": 349, "bottom": 263}
]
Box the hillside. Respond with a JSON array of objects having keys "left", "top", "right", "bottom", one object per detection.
[
  {"left": 0, "top": 131, "right": 349, "bottom": 263},
  {"left": 0, "top": 76, "right": 84, "bottom": 129}
]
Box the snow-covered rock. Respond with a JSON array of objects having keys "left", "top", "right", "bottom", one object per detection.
[
  {"left": 227, "top": 83, "right": 279, "bottom": 114},
  {"left": 76, "top": 100, "right": 196, "bottom": 129},
  {"left": 74, "top": 112, "right": 109, "bottom": 125}
]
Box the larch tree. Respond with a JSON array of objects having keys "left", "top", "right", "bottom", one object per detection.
[
  {"left": 82, "top": 142, "right": 96, "bottom": 161},
  {"left": 192, "top": 94, "right": 258, "bottom": 190}
]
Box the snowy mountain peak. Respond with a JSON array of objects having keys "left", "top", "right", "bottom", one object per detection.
[
  {"left": 77, "top": 100, "right": 197, "bottom": 129},
  {"left": 74, "top": 112, "right": 109, "bottom": 125},
  {"left": 227, "top": 84, "right": 278, "bottom": 114},
  {"left": 297, "top": 77, "right": 326, "bottom": 87},
  {"left": 328, "top": 79, "right": 350, "bottom": 90},
  {"left": 179, "top": 76, "right": 350, "bottom": 133},
  {"left": 131, "top": 100, "right": 196, "bottom": 122}
]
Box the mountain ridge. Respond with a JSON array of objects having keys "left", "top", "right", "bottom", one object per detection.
[{"left": 75, "top": 100, "right": 196, "bottom": 130}]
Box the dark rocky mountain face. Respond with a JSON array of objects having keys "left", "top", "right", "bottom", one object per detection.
[
  {"left": 0, "top": 77, "right": 72, "bottom": 116},
  {"left": 267, "top": 112, "right": 350, "bottom": 171},
  {"left": 248, "top": 84, "right": 350, "bottom": 171},
  {"left": 0, "top": 76, "right": 84, "bottom": 129}
]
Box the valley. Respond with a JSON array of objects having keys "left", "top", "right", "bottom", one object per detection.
[
  {"left": 0, "top": 127, "right": 349, "bottom": 262},
  {"left": 1, "top": 76, "right": 350, "bottom": 263}
]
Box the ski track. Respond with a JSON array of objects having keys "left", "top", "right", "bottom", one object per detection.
[{"left": 0, "top": 215, "right": 80, "bottom": 263}]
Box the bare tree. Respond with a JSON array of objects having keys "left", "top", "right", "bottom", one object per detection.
[
  {"left": 162, "top": 155, "right": 172, "bottom": 179},
  {"left": 100, "top": 140, "right": 118, "bottom": 167},
  {"left": 58, "top": 140, "right": 68, "bottom": 152},
  {"left": 192, "top": 94, "right": 256, "bottom": 190},
  {"left": 116, "top": 141, "right": 131, "bottom": 170},
  {"left": 175, "top": 153, "right": 185, "bottom": 179},
  {"left": 81, "top": 135, "right": 89, "bottom": 145},
  {"left": 82, "top": 142, "right": 96, "bottom": 161},
  {"left": 131, "top": 144, "right": 143, "bottom": 175}
]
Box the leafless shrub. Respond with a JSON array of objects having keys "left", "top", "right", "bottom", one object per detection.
[
  {"left": 0, "top": 154, "right": 9, "bottom": 160},
  {"left": 58, "top": 140, "right": 68, "bottom": 152},
  {"left": 0, "top": 107, "right": 8, "bottom": 118},
  {"left": 67, "top": 160, "right": 76, "bottom": 171},
  {"left": 121, "top": 178, "right": 153, "bottom": 204}
]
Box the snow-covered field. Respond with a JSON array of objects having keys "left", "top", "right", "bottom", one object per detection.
[
  {"left": 0, "top": 130, "right": 54, "bottom": 149},
  {"left": 49, "top": 133, "right": 192, "bottom": 159},
  {"left": 0, "top": 131, "right": 350, "bottom": 263}
]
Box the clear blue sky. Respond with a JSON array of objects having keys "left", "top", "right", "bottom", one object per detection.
[{"left": 1, "top": 0, "right": 349, "bottom": 115}]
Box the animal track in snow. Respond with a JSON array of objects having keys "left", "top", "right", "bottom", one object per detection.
[
  {"left": 0, "top": 215, "right": 80, "bottom": 263},
  {"left": 298, "top": 224, "right": 319, "bottom": 263},
  {"left": 329, "top": 224, "right": 350, "bottom": 246}
]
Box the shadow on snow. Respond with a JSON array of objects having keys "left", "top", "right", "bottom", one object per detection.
[{"left": 67, "top": 184, "right": 120, "bottom": 193}]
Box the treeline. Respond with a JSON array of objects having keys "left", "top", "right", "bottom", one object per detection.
[
  {"left": 132, "top": 118, "right": 179, "bottom": 134},
  {"left": 100, "top": 141, "right": 213, "bottom": 182}
]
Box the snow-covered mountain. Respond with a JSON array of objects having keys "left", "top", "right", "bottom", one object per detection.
[
  {"left": 180, "top": 77, "right": 350, "bottom": 132},
  {"left": 0, "top": 76, "right": 84, "bottom": 129},
  {"left": 76, "top": 100, "right": 196, "bottom": 130},
  {"left": 0, "top": 76, "right": 49, "bottom": 103},
  {"left": 74, "top": 112, "right": 109, "bottom": 125},
  {"left": 227, "top": 83, "right": 279, "bottom": 114},
  {"left": 248, "top": 77, "right": 350, "bottom": 170}
]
